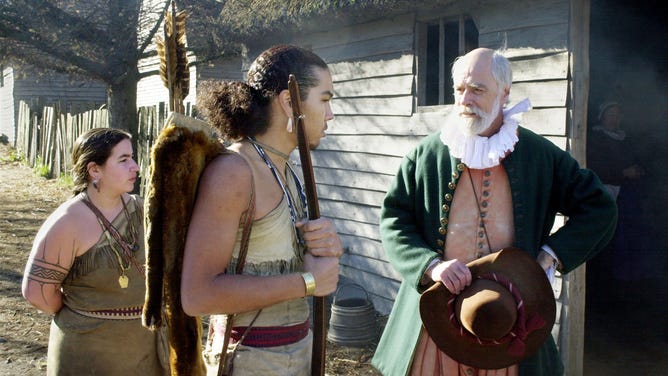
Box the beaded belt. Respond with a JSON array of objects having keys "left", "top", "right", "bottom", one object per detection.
[
  {"left": 231, "top": 320, "right": 310, "bottom": 348},
  {"left": 70, "top": 305, "right": 143, "bottom": 320}
]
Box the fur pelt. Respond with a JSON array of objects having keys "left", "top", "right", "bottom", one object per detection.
[{"left": 142, "top": 112, "right": 224, "bottom": 376}]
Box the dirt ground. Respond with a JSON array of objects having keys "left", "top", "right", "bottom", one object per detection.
[
  {"left": 0, "top": 143, "right": 379, "bottom": 375},
  {"left": 0, "top": 144, "right": 69, "bottom": 375}
]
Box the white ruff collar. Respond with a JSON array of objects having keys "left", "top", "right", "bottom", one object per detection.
[{"left": 440, "top": 98, "right": 532, "bottom": 169}]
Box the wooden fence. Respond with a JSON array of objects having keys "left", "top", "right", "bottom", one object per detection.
[
  {"left": 16, "top": 99, "right": 191, "bottom": 196},
  {"left": 136, "top": 103, "right": 195, "bottom": 195},
  {"left": 16, "top": 100, "right": 108, "bottom": 178}
]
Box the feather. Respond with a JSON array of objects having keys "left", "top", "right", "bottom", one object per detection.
[
  {"left": 156, "top": 38, "right": 168, "bottom": 88},
  {"left": 174, "top": 9, "right": 189, "bottom": 99},
  {"left": 156, "top": 1, "right": 189, "bottom": 113}
]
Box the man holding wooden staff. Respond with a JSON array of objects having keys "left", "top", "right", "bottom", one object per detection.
[{"left": 180, "top": 44, "right": 342, "bottom": 376}]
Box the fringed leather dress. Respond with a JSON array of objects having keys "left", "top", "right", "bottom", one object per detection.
[{"left": 47, "top": 195, "right": 167, "bottom": 375}]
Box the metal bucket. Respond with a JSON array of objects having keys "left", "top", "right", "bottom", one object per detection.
[{"left": 327, "top": 283, "right": 378, "bottom": 347}]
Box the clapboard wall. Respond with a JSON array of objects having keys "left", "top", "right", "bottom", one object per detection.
[
  {"left": 0, "top": 66, "right": 106, "bottom": 145},
  {"left": 137, "top": 54, "right": 196, "bottom": 109},
  {"left": 137, "top": 53, "right": 243, "bottom": 110},
  {"left": 270, "top": 0, "right": 574, "bottom": 316},
  {"left": 132, "top": 0, "right": 586, "bottom": 372},
  {"left": 0, "top": 67, "right": 16, "bottom": 143},
  {"left": 278, "top": 13, "right": 416, "bottom": 315}
]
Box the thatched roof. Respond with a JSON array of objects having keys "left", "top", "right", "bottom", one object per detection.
[{"left": 218, "top": 0, "right": 455, "bottom": 41}]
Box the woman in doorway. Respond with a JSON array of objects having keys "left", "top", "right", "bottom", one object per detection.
[{"left": 587, "top": 101, "right": 656, "bottom": 304}]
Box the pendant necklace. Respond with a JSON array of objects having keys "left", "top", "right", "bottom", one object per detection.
[
  {"left": 81, "top": 193, "right": 144, "bottom": 288},
  {"left": 106, "top": 241, "right": 131, "bottom": 288}
]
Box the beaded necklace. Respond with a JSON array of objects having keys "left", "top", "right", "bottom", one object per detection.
[
  {"left": 247, "top": 137, "right": 307, "bottom": 246},
  {"left": 247, "top": 137, "right": 291, "bottom": 161}
]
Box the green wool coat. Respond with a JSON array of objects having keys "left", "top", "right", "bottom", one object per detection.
[{"left": 372, "top": 128, "right": 618, "bottom": 376}]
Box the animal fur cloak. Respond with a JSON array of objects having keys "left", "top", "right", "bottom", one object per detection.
[{"left": 142, "top": 112, "right": 224, "bottom": 376}]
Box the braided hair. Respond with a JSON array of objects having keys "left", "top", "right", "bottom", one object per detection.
[{"left": 197, "top": 45, "right": 328, "bottom": 141}]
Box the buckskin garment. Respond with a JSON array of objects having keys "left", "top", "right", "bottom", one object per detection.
[
  {"left": 47, "top": 195, "right": 167, "bottom": 376},
  {"left": 203, "top": 151, "right": 312, "bottom": 376}
]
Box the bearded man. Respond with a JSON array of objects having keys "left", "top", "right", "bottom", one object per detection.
[{"left": 371, "top": 48, "right": 617, "bottom": 376}]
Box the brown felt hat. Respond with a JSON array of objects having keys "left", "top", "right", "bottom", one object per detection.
[{"left": 419, "top": 247, "right": 556, "bottom": 369}]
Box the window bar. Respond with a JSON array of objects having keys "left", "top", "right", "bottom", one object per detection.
[
  {"left": 458, "top": 15, "right": 466, "bottom": 56},
  {"left": 439, "top": 18, "right": 445, "bottom": 105}
]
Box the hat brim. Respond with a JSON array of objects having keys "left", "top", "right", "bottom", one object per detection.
[{"left": 419, "top": 247, "right": 556, "bottom": 369}]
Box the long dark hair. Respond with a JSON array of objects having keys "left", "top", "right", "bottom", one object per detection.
[
  {"left": 71, "top": 128, "right": 131, "bottom": 195},
  {"left": 196, "top": 44, "right": 328, "bottom": 141}
]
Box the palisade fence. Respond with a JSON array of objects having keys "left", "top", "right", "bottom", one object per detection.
[
  {"left": 136, "top": 102, "right": 194, "bottom": 196},
  {"left": 16, "top": 99, "right": 108, "bottom": 178},
  {"left": 15, "top": 100, "right": 192, "bottom": 197}
]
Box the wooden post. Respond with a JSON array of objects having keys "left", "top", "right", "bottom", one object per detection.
[{"left": 561, "top": 0, "right": 590, "bottom": 375}]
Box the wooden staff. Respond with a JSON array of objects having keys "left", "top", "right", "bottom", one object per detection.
[{"left": 288, "top": 74, "right": 326, "bottom": 376}]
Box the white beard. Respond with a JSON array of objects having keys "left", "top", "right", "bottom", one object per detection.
[
  {"left": 440, "top": 98, "right": 531, "bottom": 169},
  {"left": 458, "top": 94, "right": 502, "bottom": 136}
]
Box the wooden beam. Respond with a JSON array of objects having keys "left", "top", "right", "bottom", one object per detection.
[{"left": 561, "top": 1, "right": 590, "bottom": 375}]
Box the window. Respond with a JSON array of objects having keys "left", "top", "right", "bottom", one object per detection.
[{"left": 417, "top": 16, "right": 478, "bottom": 106}]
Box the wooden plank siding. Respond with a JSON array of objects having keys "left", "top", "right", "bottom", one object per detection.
[
  {"left": 0, "top": 65, "right": 107, "bottom": 146},
  {"left": 12, "top": 82, "right": 106, "bottom": 103},
  {"left": 287, "top": 14, "right": 418, "bottom": 313},
  {"left": 196, "top": 56, "right": 245, "bottom": 82},
  {"left": 304, "top": 14, "right": 416, "bottom": 63},
  {"left": 12, "top": 71, "right": 106, "bottom": 104},
  {"left": 0, "top": 67, "right": 16, "bottom": 144},
  {"left": 281, "top": 0, "right": 575, "bottom": 316},
  {"left": 560, "top": 0, "right": 590, "bottom": 374},
  {"left": 124, "top": 0, "right": 588, "bottom": 370},
  {"left": 137, "top": 54, "right": 198, "bottom": 109},
  {"left": 477, "top": 2, "right": 570, "bottom": 56}
]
